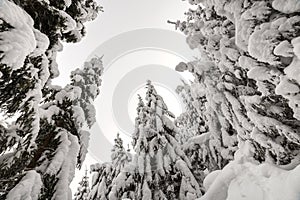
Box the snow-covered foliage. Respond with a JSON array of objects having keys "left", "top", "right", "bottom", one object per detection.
[
  {"left": 89, "top": 162, "right": 115, "bottom": 200},
  {"left": 89, "top": 133, "right": 132, "bottom": 200},
  {"left": 176, "top": 60, "right": 240, "bottom": 174},
  {"left": 0, "top": 0, "right": 102, "bottom": 199},
  {"left": 0, "top": 56, "right": 103, "bottom": 199},
  {"left": 172, "top": 0, "right": 300, "bottom": 199},
  {"left": 74, "top": 169, "right": 91, "bottom": 200},
  {"left": 6, "top": 170, "right": 43, "bottom": 200},
  {"left": 175, "top": 81, "right": 207, "bottom": 143},
  {"left": 176, "top": 0, "right": 300, "bottom": 168},
  {"left": 175, "top": 81, "right": 211, "bottom": 185},
  {"left": 0, "top": 0, "right": 38, "bottom": 70},
  {"left": 272, "top": 0, "right": 300, "bottom": 14},
  {"left": 111, "top": 133, "right": 133, "bottom": 172},
  {"left": 108, "top": 81, "right": 202, "bottom": 200}
]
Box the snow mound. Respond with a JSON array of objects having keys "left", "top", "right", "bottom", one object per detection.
[{"left": 198, "top": 160, "right": 300, "bottom": 200}]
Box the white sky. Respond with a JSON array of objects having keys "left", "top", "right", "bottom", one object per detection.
[
  {"left": 55, "top": 0, "right": 192, "bottom": 85},
  {"left": 56, "top": 0, "right": 194, "bottom": 194}
]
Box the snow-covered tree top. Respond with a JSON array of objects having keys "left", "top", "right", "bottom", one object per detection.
[{"left": 108, "top": 81, "right": 202, "bottom": 199}]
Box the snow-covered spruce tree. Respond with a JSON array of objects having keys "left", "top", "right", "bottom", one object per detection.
[
  {"left": 108, "top": 81, "right": 202, "bottom": 200},
  {"left": 176, "top": 61, "right": 239, "bottom": 187},
  {"left": 174, "top": 81, "right": 209, "bottom": 185},
  {"left": 173, "top": 0, "right": 300, "bottom": 170},
  {"left": 111, "top": 133, "right": 132, "bottom": 173},
  {"left": 74, "top": 168, "right": 91, "bottom": 200},
  {"left": 1, "top": 57, "right": 103, "bottom": 199},
  {"left": 89, "top": 163, "right": 114, "bottom": 200},
  {"left": 0, "top": 0, "right": 102, "bottom": 199},
  {"left": 89, "top": 133, "right": 132, "bottom": 200},
  {"left": 176, "top": 62, "right": 241, "bottom": 174},
  {"left": 175, "top": 81, "right": 207, "bottom": 143}
]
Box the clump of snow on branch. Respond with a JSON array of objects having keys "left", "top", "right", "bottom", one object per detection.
[
  {"left": 0, "top": 0, "right": 37, "bottom": 70},
  {"left": 6, "top": 170, "right": 42, "bottom": 200},
  {"left": 272, "top": 0, "right": 300, "bottom": 14}
]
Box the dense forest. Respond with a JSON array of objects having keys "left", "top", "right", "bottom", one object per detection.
[{"left": 1, "top": 0, "right": 300, "bottom": 200}]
